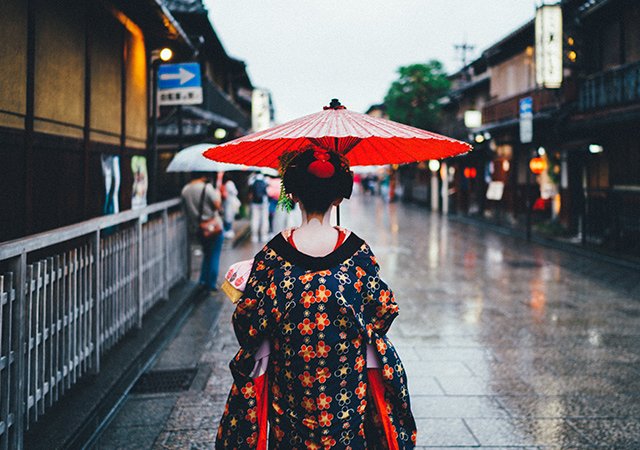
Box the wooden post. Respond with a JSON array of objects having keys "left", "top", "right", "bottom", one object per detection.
[{"left": 10, "top": 255, "right": 26, "bottom": 448}]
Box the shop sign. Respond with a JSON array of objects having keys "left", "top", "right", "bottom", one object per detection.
[
  {"left": 252, "top": 89, "right": 272, "bottom": 132},
  {"left": 520, "top": 97, "right": 533, "bottom": 144},
  {"left": 486, "top": 181, "right": 504, "bottom": 201},
  {"left": 535, "top": 4, "right": 563, "bottom": 89}
]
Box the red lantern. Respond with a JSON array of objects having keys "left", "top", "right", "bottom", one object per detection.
[
  {"left": 464, "top": 167, "right": 477, "bottom": 178},
  {"left": 529, "top": 157, "right": 546, "bottom": 174}
]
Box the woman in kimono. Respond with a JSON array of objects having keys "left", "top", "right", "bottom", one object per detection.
[{"left": 216, "top": 146, "right": 416, "bottom": 450}]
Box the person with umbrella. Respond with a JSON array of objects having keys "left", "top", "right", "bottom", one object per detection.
[{"left": 215, "top": 145, "right": 417, "bottom": 450}]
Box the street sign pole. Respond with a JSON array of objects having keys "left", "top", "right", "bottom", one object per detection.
[
  {"left": 526, "top": 157, "right": 532, "bottom": 241},
  {"left": 150, "top": 63, "right": 203, "bottom": 203},
  {"left": 177, "top": 105, "right": 183, "bottom": 152},
  {"left": 150, "top": 60, "right": 160, "bottom": 203},
  {"left": 520, "top": 97, "right": 533, "bottom": 241}
]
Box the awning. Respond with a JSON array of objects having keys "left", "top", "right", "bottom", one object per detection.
[
  {"left": 182, "top": 105, "right": 238, "bottom": 128},
  {"left": 158, "top": 105, "right": 240, "bottom": 138}
]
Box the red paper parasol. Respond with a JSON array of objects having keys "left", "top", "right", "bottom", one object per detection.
[{"left": 203, "top": 99, "right": 471, "bottom": 168}]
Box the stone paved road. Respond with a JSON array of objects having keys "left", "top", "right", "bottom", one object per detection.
[{"left": 95, "top": 195, "right": 640, "bottom": 449}]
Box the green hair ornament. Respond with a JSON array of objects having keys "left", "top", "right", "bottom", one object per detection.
[
  {"left": 277, "top": 181, "right": 294, "bottom": 212},
  {"left": 275, "top": 147, "right": 305, "bottom": 213}
]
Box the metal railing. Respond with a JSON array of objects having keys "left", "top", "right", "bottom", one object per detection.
[
  {"left": 0, "top": 198, "right": 188, "bottom": 449},
  {"left": 584, "top": 187, "right": 640, "bottom": 255},
  {"left": 482, "top": 87, "right": 561, "bottom": 124},
  {"left": 579, "top": 60, "right": 640, "bottom": 112}
]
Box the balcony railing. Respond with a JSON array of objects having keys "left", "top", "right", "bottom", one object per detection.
[
  {"left": 201, "top": 78, "right": 251, "bottom": 131},
  {"left": 584, "top": 186, "right": 640, "bottom": 254},
  {"left": 482, "top": 88, "right": 561, "bottom": 124},
  {"left": 579, "top": 60, "right": 640, "bottom": 112},
  {"left": 0, "top": 199, "right": 188, "bottom": 449}
]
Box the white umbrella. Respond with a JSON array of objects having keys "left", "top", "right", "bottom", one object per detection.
[
  {"left": 259, "top": 167, "right": 280, "bottom": 177},
  {"left": 351, "top": 165, "right": 388, "bottom": 175},
  {"left": 166, "top": 143, "right": 254, "bottom": 172}
]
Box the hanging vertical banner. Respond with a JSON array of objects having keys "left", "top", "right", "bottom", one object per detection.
[
  {"left": 535, "top": 4, "right": 563, "bottom": 88},
  {"left": 131, "top": 156, "right": 148, "bottom": 210},
  {"left": 101, "top": 154, "right": 121, "bottom": 215},
  {"left": 251, "top": 89, "right": 272, "bottom": 132}
]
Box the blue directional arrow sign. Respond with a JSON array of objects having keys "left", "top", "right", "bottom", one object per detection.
[
  {"left": 519, "top": 96, "right": 532, "bottom": 116},
  {"left": 157, "top": 62, "right": 203, "bottom": 105},
  {"left": 519, "top": 96, "right": 533, "bottom": 143}
]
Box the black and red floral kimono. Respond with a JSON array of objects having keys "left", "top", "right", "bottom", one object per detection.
[{"left": 216, "top": 228, "right": 416, "bottom": 450}]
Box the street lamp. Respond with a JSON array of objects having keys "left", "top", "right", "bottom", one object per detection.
[
  {"left": 429, "top": 160, "right": 440, "bottom": 212},
  {"left": 589, "top": 144, "right": 603, "bottom": 154},
  {"left": 159, "top": 48, "right": 172, "bottom": 62},
  {"left": 214, "top": 128, "right": 227, "bottom": 140},
  {"left": 149, "top": 47, "right": 172, "bottom": 203}
]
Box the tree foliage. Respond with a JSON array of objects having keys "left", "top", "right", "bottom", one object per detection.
[{"left": 384, "top": 60, "right": 451, "bottom": 131}]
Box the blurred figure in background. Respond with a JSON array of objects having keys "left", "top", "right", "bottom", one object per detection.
[
  {"left": 266, "top": 174, "right": 281, "bottom": 233},
  {"left": 181, "top": 173, "right": 223, "bottom": 292},
  {"left": 248, "top": 172, "right": 269, "bottom": 242},
  {"left": 267, "top": 174, "right": 299, "bottom": 234},
  {"left": 221, "top": 174, "right": 240, "bottom": 239}
]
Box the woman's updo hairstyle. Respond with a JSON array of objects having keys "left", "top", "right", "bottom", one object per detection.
[{"left": 280, "top": 145, "right": 353, "bottom": 214}]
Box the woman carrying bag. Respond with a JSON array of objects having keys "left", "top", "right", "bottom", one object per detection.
[{"left": 181, "top": 174, "right": 224, "bottom": 293}]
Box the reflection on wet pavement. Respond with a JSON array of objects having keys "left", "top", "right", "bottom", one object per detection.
[
  {"left": 99, "top": 194, "right": 640, "bottom": 450},
  {"left": 339, "top": 196, "right": 640, "bottom": 448}
]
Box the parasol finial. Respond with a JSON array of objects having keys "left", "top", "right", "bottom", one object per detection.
[{"left": 324, "top": 98, "right": 345, "bottom": 110}]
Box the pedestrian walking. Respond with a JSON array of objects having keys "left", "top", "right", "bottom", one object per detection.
[
  {"left": 181, "top": 174, "right": 224, "bottom": 292},
  {"left": 221, "top": 175, "right": 240, "bottom": 239},
  {"left": 266, "top": 173, "right": 298, "bottom": 234},
  {"left": 216, "top": 146, "right": 416, "bottom": 450},
  {"left": 266, "top": 173, "right": 280, "bottom": 232},
  {"left": 248, "top": 172, "right": 269, "bottom": 242}
]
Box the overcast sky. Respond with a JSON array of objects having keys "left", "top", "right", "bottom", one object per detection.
[{"left": 204, "top": 1, "right": 540, "bottom": 124}]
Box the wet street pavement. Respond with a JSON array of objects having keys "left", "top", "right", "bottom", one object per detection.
[{"left": 95, "top": 194, "right": 640, "bottom": 449}]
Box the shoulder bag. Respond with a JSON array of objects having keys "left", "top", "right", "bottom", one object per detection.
[{"left": 198, "top": 181, "right": 223, "bottom": 242}]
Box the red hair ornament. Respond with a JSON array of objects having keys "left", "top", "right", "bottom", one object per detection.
[{"left": 307, "top": 150, "right": 335, "bottom": 178}]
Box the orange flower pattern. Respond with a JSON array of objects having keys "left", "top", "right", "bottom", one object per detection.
[{"left": 216, "top": 231, "right": 416, "bottom": 449}]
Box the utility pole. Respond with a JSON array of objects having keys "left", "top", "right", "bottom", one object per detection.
[{"left": 454, "top": 42, "right": 476, "bottom": 69}]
